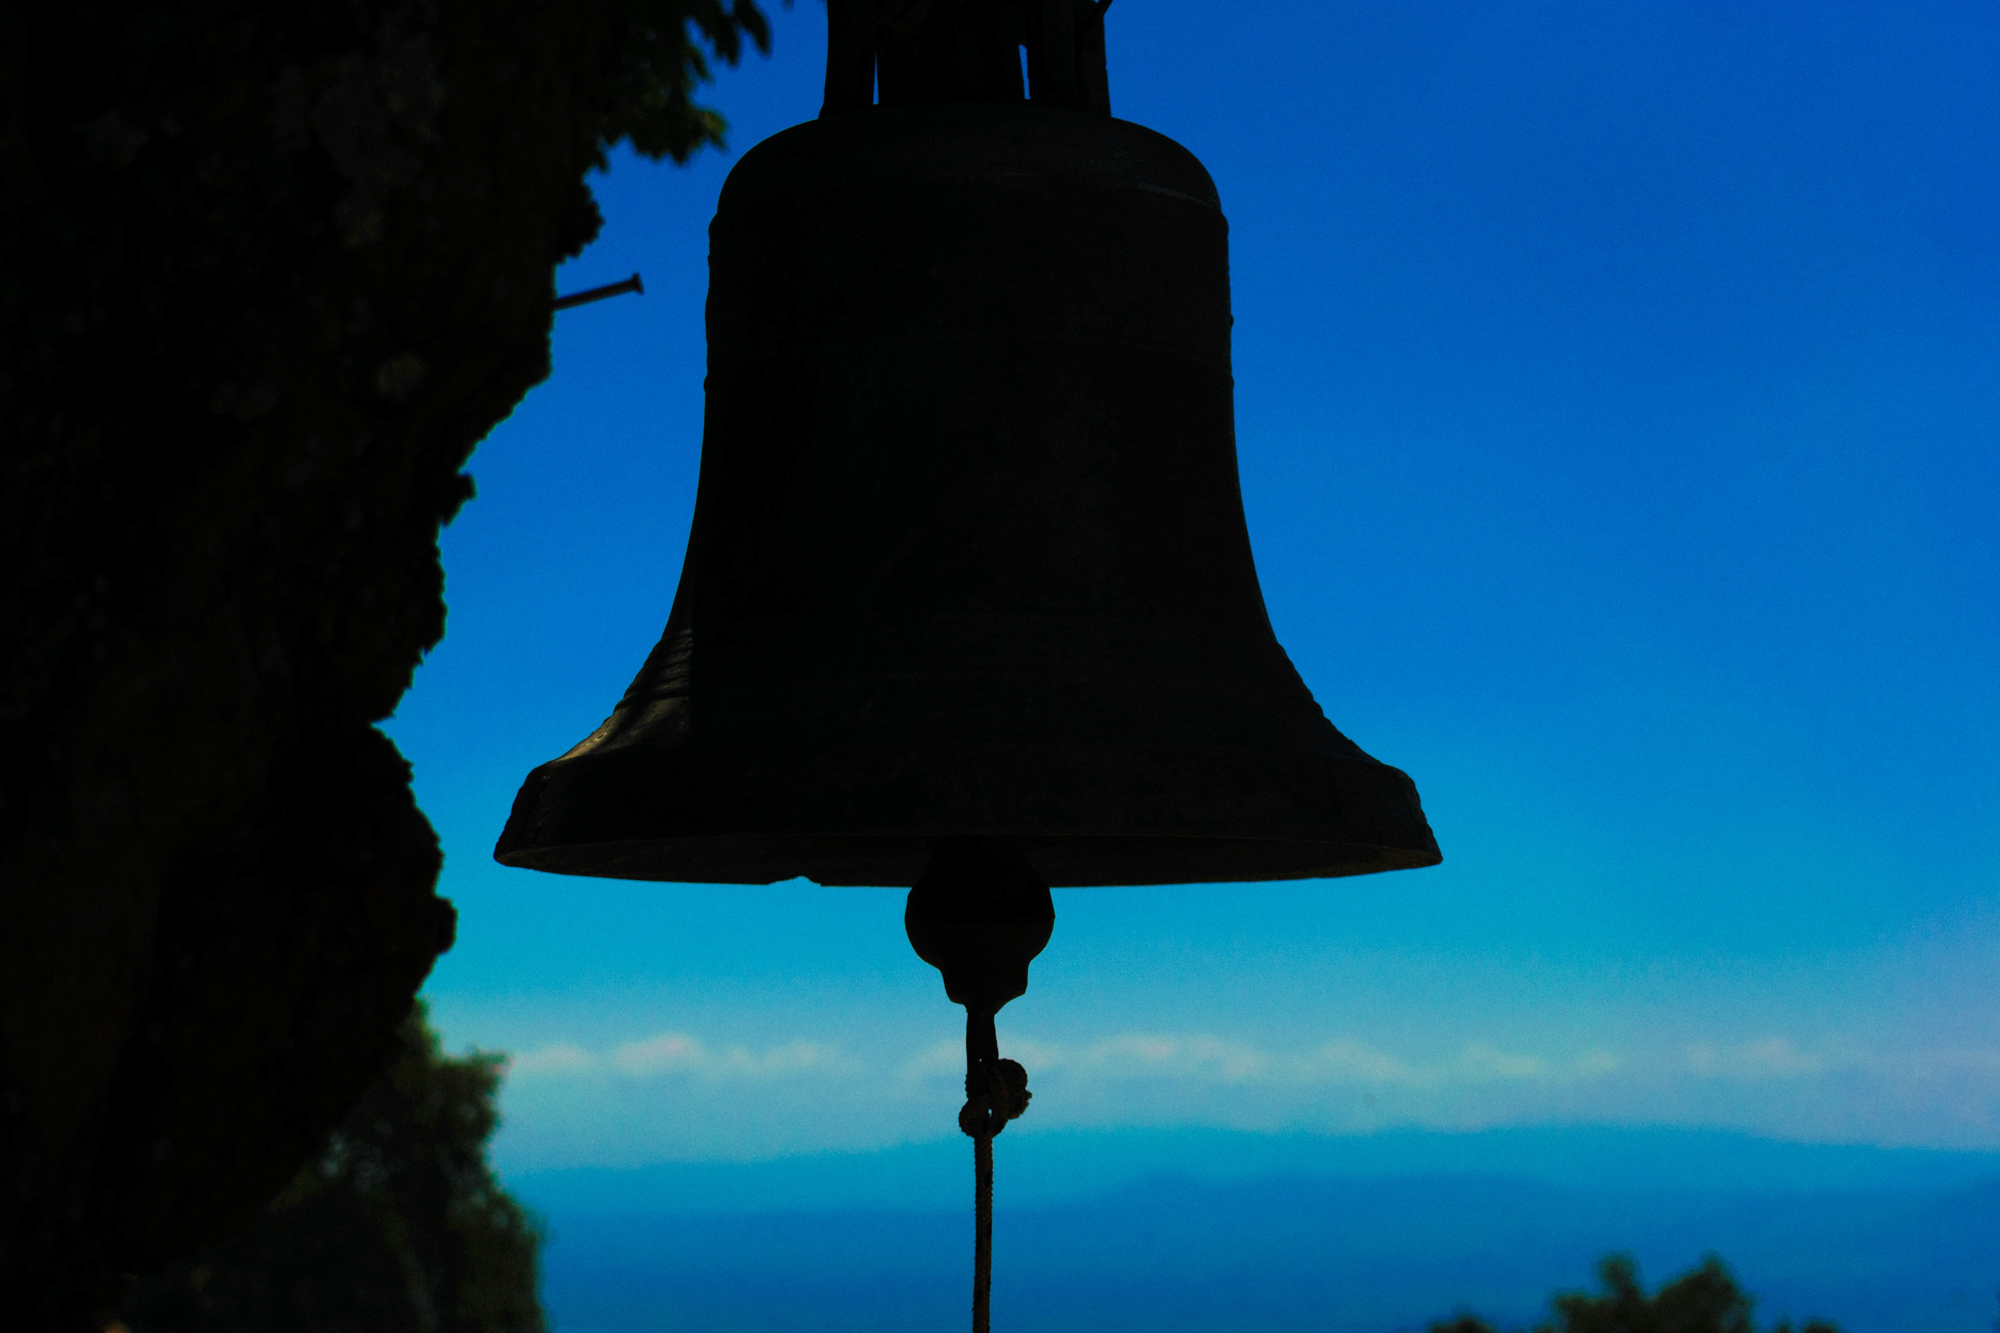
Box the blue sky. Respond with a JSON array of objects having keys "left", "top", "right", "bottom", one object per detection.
[{"left": 389, "top": 0, "right": 2000, "bottom": 1174}]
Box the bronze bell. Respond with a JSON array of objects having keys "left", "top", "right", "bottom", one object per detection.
[
  {"left": 500, "top": 8, "right": 1438, "bottom": 1326},
  {"left": 494, "top": 107, "right": 1438, "bottom": 888}
]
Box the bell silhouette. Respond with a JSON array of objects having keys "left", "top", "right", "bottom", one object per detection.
[{"left": 495, "top": 104, "right": 1439, "bottom": 889}]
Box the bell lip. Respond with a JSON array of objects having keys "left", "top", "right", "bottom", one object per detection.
[
  {"left": 493, "top": 831, "right": 1441, "bottom": 889},
  {"left": 493, "top": 738, "right": 1444, "bottom": 888}
]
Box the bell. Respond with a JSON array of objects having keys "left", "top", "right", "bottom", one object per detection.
[
  {"left": 501, "top": 16, "right": 1439, "bottom": 1327},
  {"left": 494, "top": 102, "right": 1439, "bottom": 887}
]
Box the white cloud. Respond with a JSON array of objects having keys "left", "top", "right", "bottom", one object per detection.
[
  {"left": 510, "top": 1028, "right": 1657, "bottom": 1095},
  {"left": 983, "top": 1033, "right": 1614, "bottom": 1091},
  {"left": 512, "top": 1031, "right": 854, "bottom": 1083},
  {"left": 610, "top": 1033, "right": 706, "bottom": 1075},
  {"left": 507, "top": 1024, "right": 1942, "bottom": 1101},
  {"left": 506, "top": 1042, "right": 599, "bottom": 1076},
  {"left": 899, "top": 1039, "right": 970, "bottom": 1081},
  {"left": 1454, "top": 1043, "right": 1549, "bottom": 1081},
  {"left": 522, "top": 1027, "right": 1628, "bottom": 1096},
  {"left": 490, "top": 1022, "right": 2000, "bottom": 1167},
  {"left": 1003, "top": 1033, "right": 1275, "bottom": 1082},
  {"left": 1307, "top": 1039, "right": 1413, "bottom": 1083},
  {"left": 1686, "top": 1037, "right": 1831, "bottom": 1080}
]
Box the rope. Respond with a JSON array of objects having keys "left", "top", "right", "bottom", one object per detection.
[
  {"left": 959, "top": 1028, "right": 1031, "bottom": 1333},
  {"left": 974, "top": 1131, "right": 993, "bottom": 1333}
]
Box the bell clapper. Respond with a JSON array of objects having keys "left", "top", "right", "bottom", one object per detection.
[{"left": 905, "top": 839, "right": 1055, "bottom": 1333}]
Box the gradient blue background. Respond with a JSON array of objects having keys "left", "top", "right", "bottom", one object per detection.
[{"left": 384, "top": 2, "right": 2000, "bottom": 1327}]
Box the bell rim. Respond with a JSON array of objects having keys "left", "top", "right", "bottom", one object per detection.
[{"left": 494, "top": 829, "right": 1441, "bottom": 889}]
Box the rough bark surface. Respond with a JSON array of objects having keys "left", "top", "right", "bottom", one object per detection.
[{"left": 0, "top": 2, "right": 764, "bottom": 1325}]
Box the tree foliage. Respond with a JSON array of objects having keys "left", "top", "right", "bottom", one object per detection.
[
  {"left": 116, "top": 1007, "right": 541, "bottom": 1333},
  {"left": 598, "top": 0, "right": 776, "bottom": 164},
  {"left": 1, "top": 2, "right": 773, "bottom": 1323},
  {"left": 1432, "top": 1254, "right": 1842, "bottom": 1333}
]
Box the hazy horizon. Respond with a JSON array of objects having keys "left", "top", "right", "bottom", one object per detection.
[{"left": 509, "top": 1124, "right": 2000, "bottom": 1332}]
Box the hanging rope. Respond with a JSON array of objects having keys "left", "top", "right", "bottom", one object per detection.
[
  {"left": 902, "top": 838, "right": 1054, "bottom": 1333},
  {"left": 959, "top": 1021, "right": 1031, "bottom": 1333}
]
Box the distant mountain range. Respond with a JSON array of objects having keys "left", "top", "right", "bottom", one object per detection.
[{"left": 510, "top": 1125, "right": 2000, "bottom": 1332}]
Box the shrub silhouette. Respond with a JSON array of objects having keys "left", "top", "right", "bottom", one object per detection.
[
  {"left": 117, "top": 1006, "right": 540, "bottom": 1333},
  {"left": 1431, "top": 1253, "right": 1841, "bottom": 1333}
]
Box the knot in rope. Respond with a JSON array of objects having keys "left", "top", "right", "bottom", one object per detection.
[{"left": 958, "top": 1057, "right": 1030, "bottom": 1139}]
